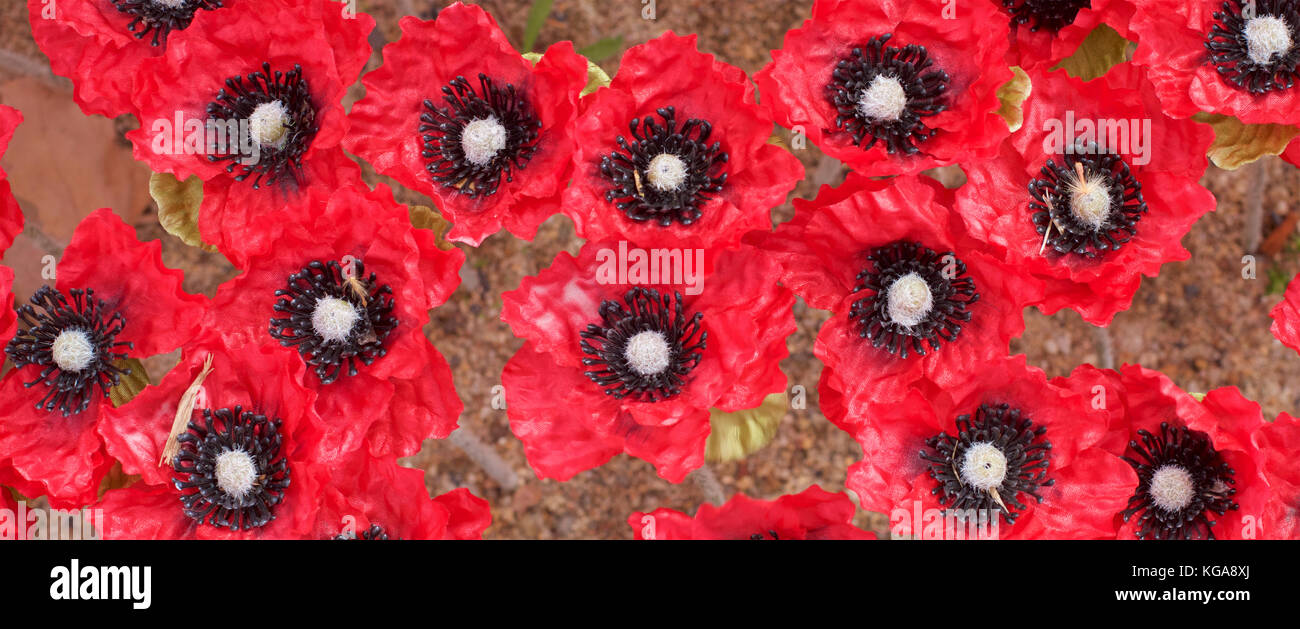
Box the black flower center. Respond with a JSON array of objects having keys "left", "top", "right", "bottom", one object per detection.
[
  {"left": 920, "top": 403, "right": 1054, "bottom": 525},
  {"left": 1120, "top": 422, "right": 1238, "bottom": 540},
  {"left": 848, "top": 240, "right": 978, "bottom": 359},
  {"left": 335, "top": 524, "right": 390, "bottom": 540},
  {"left": 826, "top": 34, "right": 949, "bottom": 155},
  {"left": 1002, "top": 0, "right": 1091, "bottom": 33},
  {"left": 111, "top": 0, "right": 222, "bottom": 46},
  {"left": 172, "top": 405, "right": 290, "bottom": 531},
  {"left": 748, "top": 530, "right": 781, "bottom": 540},
  {"left": 580, "top": 287, "right": 706, "bottom": 402},
  {"left": 268, "top": 259, "right": 398, "bottom": 385},
  {"left": 4, "top": 286, "right": 132, "bottom": 416},
  {"left": 1028, "top": 142, "right": 1147, "bottom": 258},
  {"left": 1206, "top": 0, "right": 1300, "bottom": 93},
  {"left": 206, "top": 62, "right": 318, "bottom": 189},
  {"left": 599, "top": 106, "right": 728, "bottom": 228},
  {"left": 419, "top": 74, "right": 541, "bottom": 198}
]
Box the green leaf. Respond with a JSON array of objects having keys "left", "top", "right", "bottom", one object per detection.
[
  {"left": 1053, "top": 24, "right": 1131, "bottom": 81},
  {"left": 108, "top": 357, "right": 150, "bottom": 407},
  {"left": 523, "top": 0, "right": 553, "bottom": 52},
  {"left": 1192, "top": 112, "right": 1300, "bottom": 170},
  {"left": 149, "top": 172, "right": 217, "bottom": 252},
  {"left": 1188, "top": 392, "right": 1207, "bottom": 402},
  {"left": 409, "top": 204, "right": 455, "bottom": 251},
  {"left": 995, "top": 66, "right": 1031, "bottom": 133},
  {"left": 705, "top": 392, "right": 787, "bottom": 463},
  {"left": 578, "top": 37, "right": 624, "bottom": 63}
]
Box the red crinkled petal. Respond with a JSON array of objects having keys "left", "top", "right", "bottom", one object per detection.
[
  {"left": 1270, "top": 272, "right": 1300, "bottom": 355},
  {"left": 0, "top": 266, "right": 14, "bottom": 351},
  {"left": 755, "top": 0, "right": 1011, "bottom": 176},
  {"left": 998, "top": 0, "right": 1137, "bottom": 73},
  {"left": 957, "top": 64, "right": 1214, "bottom": 325},
  {"left": 1257, "top": 412, "right": 1300, "bottom": 539},
  {"left": 565, "top": 32, "right": 803, "bottom": 251},
  {"left": 1, "top": 105, "right": 25, "bottom": 254},
  {"left": 344, "top": 5, "right": 588, "bottom": 246},
  {"left": 1130, "top": 0, "right": 1300, "bottom": 124},
  {"left": 432, "top": 488, "right": 493, "bottom": 540},
  {"left": 57, "top": 208, "right": 207, "bottom": 358},
  {"left": 1283, "top": 137, "right": 1300, "bottom": 169},
  {"left": 630, "top": 485, "right": 874, "bottom": 540}
]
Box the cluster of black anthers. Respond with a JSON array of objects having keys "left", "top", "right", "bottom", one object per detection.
[
  {"left": 1028, "top": 142, "right": 1148, "bottom": 258},
  {"left": 749, "top": 530, "right": 781, "bottom": 540},
  {"left": 111, "top": 0, "right": 223, "bottom": 46},
  {"left": 580, "top": 287, "right": 706, "bottom": 403},
  {"left": 920, "top": 403, "right": 1054, "bottom": 524},
  {"left": 849, "top": 240, "right": 978, "bottom": 359},
  {"left": 827, "top": 33, "right": 949, "bottom": 155},
  {"left": 1206, "top": 0, "right": 1300, "bottom": 93},
  {"left": 335, "top": 524, "right": 391, "bottom": 540},
  {"left": 4, "top": 286, "right": 132, "bottom": 416},
  {"left": 1120, "top": 422, "right": 1239, "bottom": 540},
  {"left": 599, "top": 106, "right": 728, "bottom": 227},
  {"left": 269, "top": 259, "right": 398, "bottom": 384},
  {"left": 206, "top": 62, "right": 318, "bottom": 189},
  {"left": 172, "top": 405, "right": 290, "bottom": 531},
  {"left": 420, "top": 74, "right": 541, "bottom": 198},
  {"left": 1002, "top": 0, "right": 1091, "bottom": 33}
]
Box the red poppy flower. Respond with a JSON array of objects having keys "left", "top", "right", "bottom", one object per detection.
[
  {"left": 754, "top": 0, "right": 1012, "bottom": 177},
  {"left": 956, "top": 64, "right": 1215, "bottom": 326},
  {"left": 565, "top": 32, "right": 803, "bottom": 251},
  {"left": 0, "top": 104, "right": 22, "bottom": 255},
  {"left": 629, "top": 485, "right": 874, "bottom": 540},
  {"left": 0, "top": 208, "right": 206, "bottom": 508},
  {"left": 1055, "top": 364, "right": 1269, "bottom": 539},
  {"left": 500, "top": 241, "right": 795, "bottom": 483},
  {"left": 124, "top": 0, "right": 372, "bottom": 268},
  {"left": 1130, "top": 0, "right": 1300, "bottom": 124},
  {"left": 1269, "top": 272, "right": 1300, "bottom": 355},
  {"left": 313, "top": 451, "right": 491, "bottom": 540},
  {"left": 838, "top": 354, "right": 1129, "bottom": 539},
  {"left": 996, "top": 0, "right": 1137, "bottom": 73},
  {"left": 1255, "top": 412, "right": 1300, "bottom": 539},
  {"left": 344, "top": 3, "right": 588, "bottom": 246},
  {"left": 758, "top": 173, "right": 1041, "bottom": 410}
]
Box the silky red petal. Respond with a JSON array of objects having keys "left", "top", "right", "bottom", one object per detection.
[
  {"left": 631, "top": 485, "right": 874, "bottom": 540},
  {"left": 1000, "top": 0, "right": 1137, "bottom": 73},
  {"left": 313, "top": 453, "right": 487, "bottom": 540},
  {"left": 432, "top": 488, "right": 493, "bottom": 540},
  {"left": 1269, "top": 273, "right": 1300, "bottom": 355},
  {"left": 1257, "top": 413, "right": 1300, "bottom": 539}
]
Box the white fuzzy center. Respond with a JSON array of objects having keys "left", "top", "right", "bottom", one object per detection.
[
  {"left": 460, "top": 117, "right": 507, "bottom": 166},
  {"left": 624, "top": 330, "right": 672, "bottom": 376},
  {"left": 312, "top": 297, "right": 359, "bottom": 343},
  {"left": 215, "top": 449, "right": 257, "bottom": 500},
  {"left": 249, "top": 100, "right": 290, "bottom": 147},
  {"left": 1149, "top": 465, "right": 1196, "bottom": 512},
  {"left": 1245, "top": 15, "right": 1293, "bottom": 65},
  {"left": 857, "top": 75, "right": 907, "bottom": 122},
  {"left": 646, "top": 153, "right": 688, "bottom": 191},
  {"left": 1068, "top": 170, "right": 1112, "bottom": 231},
  {"left": 885, "top": 272, "right": 933, "bottom": 328},
  {"left": 960, "top": 442, "right": 1008, "bottom": 491},
  {"left": 51, "top": 329, "right": 95, "bottom": 373}
]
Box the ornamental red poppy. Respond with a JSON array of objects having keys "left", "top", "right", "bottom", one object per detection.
[
  {"left": 137, "top": 183, "right": 464, "bottom": 463},
  {"left": 1255, "top": 412, "right": 1300, "bottom": 539},
  {"left": 0, "top": 208, "right": 206, "bottom": 508},
  {"left": 1055, "top": 364, "right": 1269, "bottom": 540},
  {"left": 0, "top": 104, "right": 22, "bottom": 255},
  {"left": 629, "top": 485, "right": 874, "bottom": 540},
  {"left": 565, "top": 32, "right": 803, "bottom": 251},
  {"left": 500, "top": 241, "right": 795, "bottom": 483},
  {"left": 758, "top": 173, "right": 1041, "bottom": 410},
  {"left": 313, "top": 451, "right": 491, "bottom": 540},
  {"left": 838, "top": 354, "right": 1130, "bottom": 539},
  {"left": 996, "top": 0, "right": 1137, "bottom": 73},
  {"left": 1130, "top": 0, "right": 1300, "bottom": 124},
  {"left": 956, "top": 64, "right": 1215, "bottom": 326},
  {"left": 1269, "top": 272, "right": 1300, "bottom": 355},
  {"left": 754, "top": 0, "right": 1012, "bottom": 177},
  {"left": 344, "top": 3, "right": 588, "bottom": 246},
  {"left": 96, "top": 339, "right": 327, "bottom": 539},
  {"left": 124, "top": 0, "right": 372, "bottom": 268}
]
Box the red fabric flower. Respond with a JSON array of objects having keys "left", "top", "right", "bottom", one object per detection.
[
  {"left": 313, "top": 451, "right": 491, "bottom": 540},
  {"left": 996, "top": 0, "right": 1137, "bottom": 73},
  {"left": 344, "top": 3, "right": 588, "bottom": 246},
  {"left": 629, "top": 485, "right": 874, "bottom": 540},
  {"left": 500, "top": 241, "right": 795, "bottom": 483},
  {"left": 1255, "top": 412, "right": 1300, "bottom": 539},
  {"left": 957, "top": 64, "right": 1215, "bottom": 326},
  {"left": 1055, "top": 364, "right": 1269, "bottom": 539},
  {"left": 0, "top": 208, "right": 206, "bottom": 508},
  {"left": 754, "top": 0, "right": 1012, "bottom": 177},
  {"left": 1130, "top": 0, "right": 1300, "bottom": 124},
  {"left": 565, "top": 32, "right": 803, "bottom": 251},
  {"left": 758, "top": 173, "right": 1041, "bottom": 409},
  {"left": 839, "top": 354, "right": 1129, "bottom": 539},
  {"left": 0, "top": 104, "right": 23, "bottom": 255},
  {"left": 124, "top": 0, "right": 372, "bottom": 268},
  {"left": 1269, "top": 272, "right": 1300, "bottom": 355}
]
